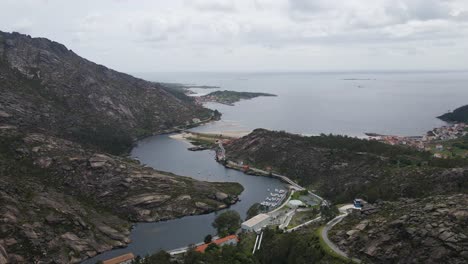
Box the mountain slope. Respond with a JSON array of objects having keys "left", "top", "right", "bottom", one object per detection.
[
  {"left": 0, "top": 31, "right": 214, "bottom": 154},
  {"left": 0, "top": 31, "right": 241, "bottom": 263},
  {"left": 225, "top": 129, "right": 468, "bottom": 202},
  {"left": 330, "top": 194, "right": 468, "bottom": 263}
]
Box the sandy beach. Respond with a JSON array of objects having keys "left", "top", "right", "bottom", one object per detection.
[{"left": 169, "top": 130, "right": 251, "bottom": 142}]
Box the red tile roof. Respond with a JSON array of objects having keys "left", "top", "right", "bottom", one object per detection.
[{"left": 195, "top": 235, "right": 239, "bottom": 253}]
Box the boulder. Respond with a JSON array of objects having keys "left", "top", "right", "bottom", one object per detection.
[
  {"left": 0, "top": 245, "right": 7, "bottom": 264},
  {"left": 126, "top": 194, "right": 170, "bottom": 206},
  {"left": 89, "top": 154, "right": 114, "bottom": 168},
  {"left": 195, "top": 202, "right": 211, "bottom": 211},
  {"left": 35, "top": 157, "right": 53, "bottom": 168},
  {"left": 0, "top": 111, "right": 11, "bottom": 118},
  {"left": 215, "top": 192, "right": 228, "bottom": 201},
  {"left": 346, "top": 230, "right": 359, "bottom": 237},
  {"left": 439, "top": 231, "right": 456, "bottom": 242}
]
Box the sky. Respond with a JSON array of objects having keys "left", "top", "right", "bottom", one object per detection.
[{"left": 1, "top": 0, "right": 468, "bottom": 73}]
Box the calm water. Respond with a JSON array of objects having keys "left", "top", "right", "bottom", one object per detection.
[
  {"left": 84, "top": 135, "right": 285, "bottom": 263},
  {"left": 138, "top": 71, "right": 468, "bottom": 136}
]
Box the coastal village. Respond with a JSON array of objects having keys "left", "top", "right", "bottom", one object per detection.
[{"left": 368, "top": 122, "right": 468, "bottom": 158}]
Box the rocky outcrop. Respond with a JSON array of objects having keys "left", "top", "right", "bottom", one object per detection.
[
  {"left": 330, "top": 194, "right": 468, "bottom": 264},
  {"left": 0, "top": 31, "right": 242, "bottom": 263},
  {"left": 225, "top": 129, "right": 468, "bottom": 202},
  {"left": 0, "top": 125, "right": 242, "bottom": 263}
]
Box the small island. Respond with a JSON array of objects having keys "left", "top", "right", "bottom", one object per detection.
[
  {"left": 199, "top": 90, "right": 277, "bottom": 106},
  {"left": 438, "top": 104, "right": 468, "bottom": 123}
]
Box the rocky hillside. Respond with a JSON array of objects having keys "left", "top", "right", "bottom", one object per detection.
[
  {"left": 225, "top": 129, "right": 468, "bottom": 202},
  {"left": 0, "top": 108, "right": 242, "bottom": 264},
  {"left": 0, "top": 31, "right": 214, "bottom": 154},
  {"left": 330, "top": 194, "right": 468, "bottom": 263},
  {"left": 0, "top": 31, "right": 242, "bottom": 263}
]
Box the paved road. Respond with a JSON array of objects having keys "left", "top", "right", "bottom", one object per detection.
[
  {"left": 285, "top": 215, "right": 322, "bottom": 233},
  {"left": 321, "top": 205, "right": 361, "bottom": 263}
]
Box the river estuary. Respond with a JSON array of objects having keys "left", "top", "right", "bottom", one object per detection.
[
  {"left": 84, "top": 135, "right": 286, "bottom": 263},
  {"left": 83, "top": 70, "right": 467, "bottom": 263}
]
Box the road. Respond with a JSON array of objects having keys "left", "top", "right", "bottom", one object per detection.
[
  {"left": 285, "top": 215, "right": 321, "bottom": 233},
  {"left": 321, "top": 205, "right": 361, "bottom": 263}
]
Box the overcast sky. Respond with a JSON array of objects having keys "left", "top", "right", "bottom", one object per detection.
[{"left": 1, "top": 0, "right": 468, "bottom": 72}]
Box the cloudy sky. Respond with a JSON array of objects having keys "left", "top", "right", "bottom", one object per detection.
[{"left": 1, "top": 0, "right": 468, "bottom": 72}]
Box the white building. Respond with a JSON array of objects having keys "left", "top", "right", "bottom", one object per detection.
[
  {"left": 288, "top": 199, "right": 304, "bottom": 208},
  {"left": 241, "top": 213, "right": 271, "bottom": 232}
]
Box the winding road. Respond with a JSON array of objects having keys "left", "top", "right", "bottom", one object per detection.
[{"left": 321, "top": 205, "right": 361, "bottom": 263}]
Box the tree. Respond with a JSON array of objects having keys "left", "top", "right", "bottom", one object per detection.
[
  {"left": 205, "top": 243, "right": 219, "bottom": 252},
  {"left": 212, "top": 210, "right": 241, "bottom": 236},
  {"left": 246, "top": 203, "right": 261, "bottom": 220},
  {"left": 145, "top": 250, "right": 171, "bottom": 264},
  {"left": 204, "top": 234, "right": 213, "bottom": 244}
]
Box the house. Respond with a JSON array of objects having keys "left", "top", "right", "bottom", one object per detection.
[
  {"left": 195, "top": 235, "right": 239, "bottom": 253},
  {"left": 192, "top": 118, "right": 201, "bottom": 124},
  {"left": 435, "top": 144, "right": 444, "bottom": 151},
  {"left": 102, "top": 253, "right": 135, "bottom": 264},
  {"left": 241, "top": 213, "right": 271, "bottom": 232}
]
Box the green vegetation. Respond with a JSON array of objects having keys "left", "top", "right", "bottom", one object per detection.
[
  {"left": 136, "top": 226, "right": 348, "bottom": 264},
  {"left": 202, "top": 90, "right": 277, "bottom": 105},
  {"left": 227, "top": 129, "right": 468, "bottom": 204},
  {"left": 69, "top": 123, "right": 134, "bottom": 155},
  {"left": 291, "top": 190, "right": 308, "bottom": 200},
  {"left": 427, "top": 135, "right": 468, "bottom": 159},
  {"left": 288, "top": 208, "right": 320, "bottom": 228},
  {"left": 246, "top": 203, "right": 262, "bottom": 220},
  {"left": 438, "top": 104, "right": 468, "bottom": 122},
  {"left": 204, "top": 235, "right": 213, "bottom": 244},
  {"left": 212, "top": 210, "right": 242, "bottom": 237}
]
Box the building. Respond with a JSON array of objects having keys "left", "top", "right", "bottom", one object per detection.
[
  {"left": 241, "top": 213, "right": 271, "bottom": 232},
  {"left": 102, "top": 253, "right": 135, "bottom": 264},
  {"left": 192, "top": 118, "right": 201, "bottom": 124},
  {"left": 288, "top": 199, "right": 304, "bottom": 208},
  {"left": 195, "top": 235, "right": 239, "bottom": 253},
  {"left": 353, "top": 199, "right": 364, "bottom": 208}
]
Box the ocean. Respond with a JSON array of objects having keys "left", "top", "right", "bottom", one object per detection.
[{"left": 136, "top": 71, "right": 468, "bottom": 137}]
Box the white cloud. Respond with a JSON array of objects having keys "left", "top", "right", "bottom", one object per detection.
[{"left": 0, "top": 0, "right": 467, "bottom": 72}]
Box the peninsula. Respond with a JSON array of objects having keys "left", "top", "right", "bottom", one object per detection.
[
  {"left": 438, "top": 104, "right": 468, "bottom": 123},
  {"left": 198, "top": 90, "right": 277, "bottom": 106}
]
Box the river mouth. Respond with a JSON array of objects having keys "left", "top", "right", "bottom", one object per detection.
[{"left": 83, "top": 134, "right": 286, "bottom": 263}]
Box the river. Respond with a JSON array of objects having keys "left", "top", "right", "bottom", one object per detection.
[{"left": 84, "top": 135, "right": 286, "bottom": 263}]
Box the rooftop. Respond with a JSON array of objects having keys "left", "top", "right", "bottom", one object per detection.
[
  {"left": 195, "top": 235, "right": 239, "bottom": 253},
  {"left": 242, "top": 213, "right": 270, "bottom": 228}
]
